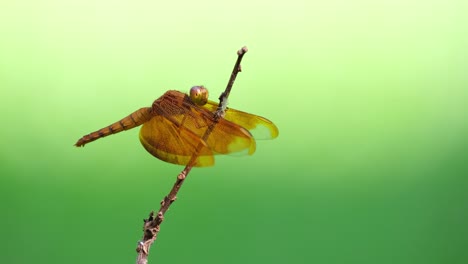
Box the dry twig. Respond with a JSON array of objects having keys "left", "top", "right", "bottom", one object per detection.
[{"left": 135, "top": 46, "right": 249, "bottom": 264}]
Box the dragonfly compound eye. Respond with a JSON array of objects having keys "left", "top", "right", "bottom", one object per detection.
[{"left": 189, "top": 86, "right": 209, "bottom": 106}]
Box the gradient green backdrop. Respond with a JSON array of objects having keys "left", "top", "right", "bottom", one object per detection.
[{"left": 1, "top": 1, "right": 467, "bottom": 263}]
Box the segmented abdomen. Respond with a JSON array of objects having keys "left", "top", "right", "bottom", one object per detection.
[{"left": 75, "top": 107, "right": 153, "bottom": 147}]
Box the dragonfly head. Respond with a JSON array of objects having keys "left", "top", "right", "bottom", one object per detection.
[{"left": 189, "top": 86, "right": 209, "bottom": 106}]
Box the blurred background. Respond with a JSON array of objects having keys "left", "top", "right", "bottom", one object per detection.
[{"left": 1, "top": 0, "right": 467, "bottom": 263}]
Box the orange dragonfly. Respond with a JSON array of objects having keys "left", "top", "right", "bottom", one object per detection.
[{"left": 75, "top": 86, "right": 278, "bottom": 167}]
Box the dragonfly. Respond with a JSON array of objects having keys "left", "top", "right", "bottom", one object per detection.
[{"left": 75, "top": 86, "right": 279, "bottom": 167}]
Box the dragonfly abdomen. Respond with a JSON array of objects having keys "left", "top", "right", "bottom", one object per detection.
[{"left": 75, "top": 107, "right": 153, "bottom": 147}]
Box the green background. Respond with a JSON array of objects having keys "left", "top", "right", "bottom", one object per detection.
[{"left": 1, "top": 0, "right": 467, "bottom": 263}]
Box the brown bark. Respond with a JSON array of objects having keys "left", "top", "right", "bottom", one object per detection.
[{"left": 135, "top": 46, "right": 248, "bottom": 264}]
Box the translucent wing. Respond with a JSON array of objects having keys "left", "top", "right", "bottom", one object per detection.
[
  {"left": 202, "top": 100, "right": 279, "bottom": 140},
  {"left": 139, "top": 91, "right": 256, "bottom": 167},
  {"left": 139, "top": 115, "right": 215, "bottom": 167}
]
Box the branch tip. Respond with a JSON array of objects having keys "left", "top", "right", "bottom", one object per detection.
[{"left": 238, "top": 46, "right": 248, "bottom": 55}]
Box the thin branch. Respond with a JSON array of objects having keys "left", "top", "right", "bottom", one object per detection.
[
  {"left": 216, "top": 46, "right": 248, "bottom": 118},
  {"left": 135, "top": 46, "right": 248, "bottom": 264}
]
